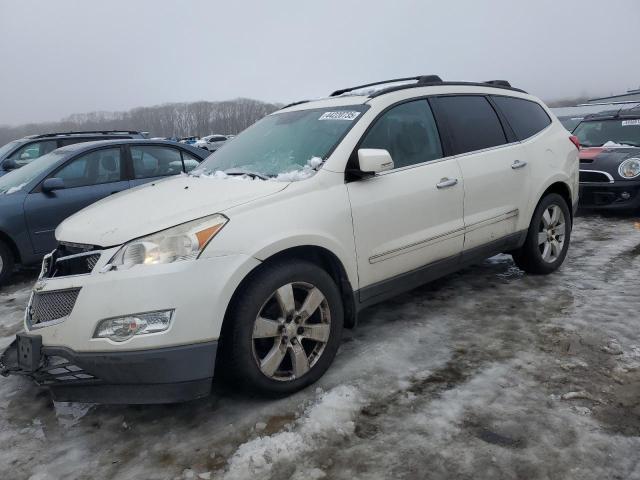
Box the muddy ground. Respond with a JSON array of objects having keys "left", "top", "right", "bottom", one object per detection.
[{"left": 0, "top": 213, "right": 639, "bottom": 480}]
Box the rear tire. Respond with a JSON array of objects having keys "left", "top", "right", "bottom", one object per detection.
[
  {"left": 512, "top": 193, "right": 571, "bottom": 274},
  {"left": 0, "top": 240, "right": 14, "bottom": 285},
  {"left": 220, "top": 260, "right": 343, "bottom": 396}
]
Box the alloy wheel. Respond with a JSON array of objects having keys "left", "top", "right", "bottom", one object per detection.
[
  {"left": 538, "top": 204, "right": 566, "bottom": 263},
  {"left": 251, "top": 282, "right": 331, "bottom": 381}
]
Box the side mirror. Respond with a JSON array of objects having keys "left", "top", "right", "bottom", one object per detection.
[
  {"left": 357, "top": 149, "right": 394, "bottom": 174},
  {"left": 42, "top": 177, "right": 65, "bottom": 193},
  {"left": 2, "top": 159, "right": 18, "bottom": 171}
]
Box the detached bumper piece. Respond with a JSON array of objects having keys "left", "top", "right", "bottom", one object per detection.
[
  {"left": 579, "top": 183, "right": 640, "bottom": 210},
  {"left": 1, "top": 333, "right": 217, "bottom": 404}
]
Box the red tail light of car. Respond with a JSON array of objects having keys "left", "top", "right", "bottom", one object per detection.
[{"left": 569, "top": 135, "right": 580, "bottom": 150}]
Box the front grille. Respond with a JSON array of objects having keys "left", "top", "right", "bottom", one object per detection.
[
  {"left": 49, "top": 253, "right": 101, "bottom": 278},
  {"left": 29, "top": 288, "right": 81, "bottom": 325},
  {"left": 580, "top": 171, "right": 611, "bottom": 183},
  {"left": 42, "top": 242, "right": 102, "bottom": 278}
]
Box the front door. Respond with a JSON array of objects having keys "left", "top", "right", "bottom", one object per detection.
[
  {"left": 24, "top": 146, "right": 130, "bottom": 253},
  {"left": 347, "top": 99, "right": 465, "bottom": 303}
]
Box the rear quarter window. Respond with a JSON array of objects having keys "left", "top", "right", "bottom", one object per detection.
[
  {"left": 430, "top": 95, "right": 507, "bottom": 155},
  {"left": 492, "top": 96, "right": 552, "bottom": 140}
]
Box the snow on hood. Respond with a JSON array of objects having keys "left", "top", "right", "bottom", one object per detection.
[
  {"left": 56, "top": 174, "right": 289, "bottom": 246},
  {"left": 2, "top": 183, "right": 27, "bottom": 195},
  {"left": 602, "top": 140, "right": 637, "bottom": 148}
]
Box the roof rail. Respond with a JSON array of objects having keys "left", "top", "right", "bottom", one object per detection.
[
  {"left": 280, "top": 100, "right": 311, "bottom": 110},
  {"left": 29, "top": 130, "right": 141, "bottom": 139},
  {"left": 485, "top": 80, "right": 511, "bottom": 87},
  {"left": 369, "top": 80, "right": 527, "bottom": 98},
  {"left": 330, "top": 75, "right": 443, "bottom": 97}
]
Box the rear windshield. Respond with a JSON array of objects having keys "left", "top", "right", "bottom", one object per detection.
[
  {"left": 573, "top": 119, "right": 640, "bottom": 147},
  {"left": 193, "top": 105, "right": 368, "bottom": 178}
]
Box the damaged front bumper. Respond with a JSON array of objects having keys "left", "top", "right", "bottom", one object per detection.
[{"left": 1, "top": 332, "right": 217, "bottom": 404}]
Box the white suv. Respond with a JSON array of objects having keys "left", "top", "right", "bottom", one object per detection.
[{"left": 1, "top": 76, "right": 579, "bottom": 404}]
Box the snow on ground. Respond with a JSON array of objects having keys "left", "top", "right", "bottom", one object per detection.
[{"left": 1, "top": 213, "right": 639, "bottom": 480}]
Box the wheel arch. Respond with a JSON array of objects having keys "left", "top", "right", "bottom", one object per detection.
[
  {"left": 0, "top": 230, "right": 21, "bottom": 264},
  {"left": 540, "top": 181, "right": 574, "bottom": 223},
  {"left": 226, "top": 245, "right": 357, "bottom": 331}
]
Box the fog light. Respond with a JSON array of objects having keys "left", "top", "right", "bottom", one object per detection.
[
  {"left": 620, "top": 191, "right": 631, "bottom": 200},
  {"left": 93, "top": 310, "right": 173, "bottom": 342}
]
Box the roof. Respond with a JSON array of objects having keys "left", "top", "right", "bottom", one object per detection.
[
  {"left": 54, "top": 139, "right": 207, "bottom": 157},
  {"left": 588, "top": 89, "right": 640, "bottom": 103},
  {"left": 278, "top": 75, "right": 527, "bottom": 113},
  {"left": 23, "top": 130, "right": 143, "bottom": 140},
  {"left": 581, "top": 104, "right": 640, "bottom": 121}
]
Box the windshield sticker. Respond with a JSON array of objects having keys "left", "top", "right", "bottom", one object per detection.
[
  {"left": 319, "top": 111, "right": 361, "bottom": 121},
  {"left": 622, "top": 119, "right": 640, "bottom": 126}
]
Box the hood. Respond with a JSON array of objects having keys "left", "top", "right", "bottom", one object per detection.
[
  {"left": 56, "top": 175, "right": 288, "bottom": 247},
  {"left": 580, "top": 146, "right": 639, "bottom": 164}
]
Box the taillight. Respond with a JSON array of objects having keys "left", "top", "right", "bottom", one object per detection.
[{"left": 569, "top": 135, "right": 580, "bottom": 150}]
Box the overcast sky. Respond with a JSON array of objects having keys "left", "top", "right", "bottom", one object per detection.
[{"left": 1, "top": 0, "right": 639, "bottom": 125}]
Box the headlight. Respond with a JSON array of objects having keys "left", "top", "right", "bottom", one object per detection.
[
  {"left": 618, "top": 158, "right": 640, "bottom": 179},
  {"left": 93, "top": 310, "right": 173, "bottom": 342},
  {"left": 109, "top": 214, "right": 228, "bottom": 269}
]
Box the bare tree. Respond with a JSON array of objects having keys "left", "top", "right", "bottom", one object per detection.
[{"left": 0, "top": 98, "right": 282, "bottom": 145}]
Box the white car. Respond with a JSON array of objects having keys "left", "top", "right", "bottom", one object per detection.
[
  {"left": 194, "top": 134, "right": 232, "bottom": 152},
  {"left": 1, "top": 76, "right": 579, "bottom": 404}
]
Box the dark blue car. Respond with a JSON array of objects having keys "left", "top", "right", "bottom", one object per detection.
[{"left": 0, "top": 139, "right": 208, "bottom": 283}]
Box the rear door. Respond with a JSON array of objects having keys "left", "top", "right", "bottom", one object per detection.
[
  {"left": 128, "top": 145, "right": 200, "bottom": 187},
  {"left": 430, "top": 95, "right": 531, "bottom": 252},
  {"left": 347, "top": 99, "right": 465, "bottom": 302},
  {"left": 24, "top": 146, "right": 130, "bottom": 253}
]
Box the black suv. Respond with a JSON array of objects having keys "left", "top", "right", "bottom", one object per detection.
[{"left": 0, "top": 130, "right": 148, "bottom": 177}]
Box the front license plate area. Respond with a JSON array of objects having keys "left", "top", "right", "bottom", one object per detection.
[{"left": 17, "top": 333, "right": 42, "bottom": 372}]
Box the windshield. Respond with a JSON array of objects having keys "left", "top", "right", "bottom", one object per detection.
[
  {"left": 0, "top": 140, "right": 23, "bottom": 159},
  {"left": 192, "top": 106, "right": 368, "bottom": 179},
  {"left": 0, "top": 149, "right": 66, "bottom": 194},
  {"left": 574, "top": 119, "right": 640, "bottom": 147}
]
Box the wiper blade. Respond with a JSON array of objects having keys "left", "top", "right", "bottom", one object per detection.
[{"left": 223, "top": 168, "right": 269, "bottom": 180}]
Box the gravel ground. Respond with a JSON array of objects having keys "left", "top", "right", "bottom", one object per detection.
[{"left": 0, "top": 213, "right": 639, "bottom": 480}]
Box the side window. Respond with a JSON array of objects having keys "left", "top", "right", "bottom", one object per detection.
[
  {"left": 360, "top": 100, "right": 443, "bottom": 169},
  {"left": 9, "top": 140, "right": 58, "bottom": 166},
  {"left": 131, "top": 145, "right": 183, "bottom": 179},
  {"left": 181, "top": 151, "right": 202, "bottom": 173},
  {"left": 54, "top": 148, "right": 122, "bottom": 188},
  {"left": 431, "top": 96, "right": 507, "bottom": 155},
  {"left": 492, "top": 96, "right": 552, "bottom": 140}
]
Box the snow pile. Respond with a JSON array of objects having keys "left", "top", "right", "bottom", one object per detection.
[
  {"left": 221, "top": 385, "right": 362, "bottom": 480},
  {"left": 199, "top": 170, "right": 260, "bottom": 181},
  {"left": 271, "top": 157, "right": 323, "bottom": 182},
  {"left": 603, "top": 141, "right": 635, "bottom": 148},
  {"left": 196, "top": 157, "right": 324, "bottom": 183}
]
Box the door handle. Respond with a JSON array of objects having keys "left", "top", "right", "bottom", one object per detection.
[
  {"left": 511, "top": 160, "right": 527, "bottom": 170},
  {"left": 436, "top": 177, "right": 458, "bottom": 189}
]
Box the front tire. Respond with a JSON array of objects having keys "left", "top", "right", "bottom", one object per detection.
[
  {"left": 0, "top": 240, "right": 14, "bottom": 285},
  {"left": 512, "top": 193, "right": 571, "bottom": 274},
  {"left": 221, "top": 260, "right": 343, "bottom": 396}
]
